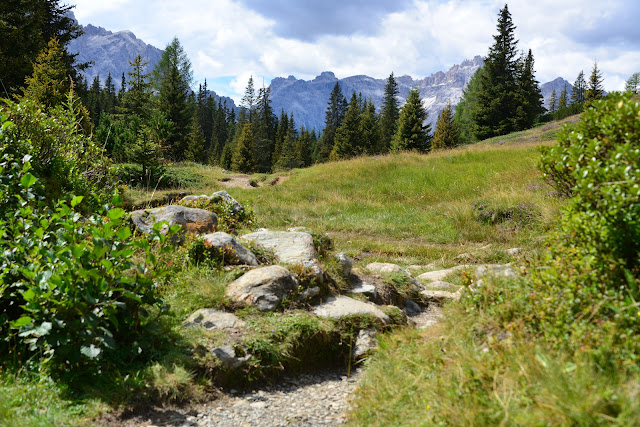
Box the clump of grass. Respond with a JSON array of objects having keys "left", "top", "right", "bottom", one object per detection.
[{"left": 146, "top": 363, "right": 200, "bottom": 402}]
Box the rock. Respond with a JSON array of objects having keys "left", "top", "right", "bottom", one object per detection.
[
  {"left": 476, "top": 264, "right": 517, "bottom": 278},
  {"left": 203, "top": 232, "right": 259, "bottom": 266},
  {"left": 180, "top": 194, "right": 211, "bottom": 203},
  {"left": 313, "top": 296, "right": 391, "bottom": 324},
  {"left": 211, "top": 190, "right": 244, "bottom": 214},
  {"left": 212, "top": 344, "right": 251, "bottom": 370},
  {"left": 130, "top": 205, "right": 218, "bottom": 235},
  {"left": 425, "top": 280, "right": 456, "bottom": 290},
  {"left": 406, "top": 265, "right": 424, "bottom": 272},
  {"left": 403, "top": 300, "right": 423, "bottom": 317},
  {"left": 299, "top": 286, "right": 320, "bottom": 301},
  {"left": 335, "top": 253, "right": 353, "bottom": 277},
  {"left": 507, "top": 247, "right": 522, "bottom": 257},
  {"left": 225, "top": 266, "right": 299, "bottom": 311},
  {"left": 301, "top": 260, "right": 325, "bottom": 284},
  {"left": 352, "top": 329, "right": 378, "bottom": 359},
  {"left": 366, "top": 262, "right": 408, "bottom": 276},
  {"left": 348, "top": 283, "right": 377, "bottom": 298},
  {"left": 183, "top": 308, "right": 246, "bottom": 330},
  {"left": 420, "top": 289, "right": 462, "bottom": 304},
  {"left": 417, "top": 265, "right": 470, "bottom": 282},
  {"left": 241, "top": 230, "right": 317, "bottom": 264}
]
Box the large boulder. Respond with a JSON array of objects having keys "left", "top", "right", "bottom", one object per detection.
[
  {"left": 225, "top": 265, "right": 299, "bottom": 311},
  {"left": 130, "top": 205, "right": 217, "bottom": 235},
  {"left": 240, "top": 230, "right": 317, "bottom": 264},
  {"left": 203, "top": 232, "right": 259, "bottom": 266},
  {"left": 211, "top": 190, "right": 244, "bottom": 214},
  {"left": 313, "top": 296, "right": 391, "bottom": 324},
  {"left": 183, "top": 308, "right": 246, "bottom": 330}
]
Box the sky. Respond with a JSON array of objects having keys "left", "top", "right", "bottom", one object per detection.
[{"left": 71, "top": 0, "right": 640, "bottom": 102}]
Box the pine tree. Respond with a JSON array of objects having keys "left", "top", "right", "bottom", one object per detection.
[
  {"left": 118, "top": 72, "right": 127, "bottom": 101},
  {"left": 585, "top": 61, "right": 604, "bottom": 104},
  {"left": 625, "top": 72, "right": 640, "bottom": 93},
  {"left": 360, "top": 100, "right": 379, "bottom": 154},
  {"left": 391, "top": 88, "right": 431, "bottom": 152},
  {"left": 231, "top": 123, "right": 256, "bottom": 173},
  {"left": 379, "top": 72, "right": 400, "bottom": 153},
  {"left": 330, "top": 92, "right": 364, "bottom": 160},
  {"left": 471, "top": 4, "right": 520, "bottom": 139},
  {"left": 570, "top": 71, "right": 586, "bottom": 105},
  {"left": 240, "top": 76, "right": 256, "bottom": 123},
  {"left": 22, "top": 37, "right": 70, "bottom": 108},
  {"left": 254, "top": 87, "right": 277, "bottom": 172},
  {"left": 513, "top": 49, "right": 544, "bottom": 129},
  {"left": 558, "top": 84, "right": 568, "bottom": 109},
  {"left": 87, "top": 75, "right": 102, "bottom": 126},
  {"left": 314, "top": 82, "right": 348, "bottom": 162},
  {"left": 101, "top": 72, "right": 117, "bottom": 114},
  {"left": 152, "top": 37, "right": 194, "bottom": 161},
  {"left": 185, "top": 115, "right": 206, "bottom": 162},
  {"left": 432, "top": 103, "right": 461, "bottom": 150},
  {"left": 196, "top": 80, "right": 214, "bottom": 157},
  {"left": 549, "top": 89, "right": 557, "bottom": 113},
  {"left": 455, "top": 67, "right": 485, "bottom": 144},
  {"left": 122, "top": 55, "right": 152, "bottom": 118},
  {"left": 127, "top": 123, "right": 165, "bottom": 184},
  {"left": 273, "top": 109, "right": 289, "bottom": 166},
  {"left": 295, "top": 127, "right": 313, "bottom": 168}
]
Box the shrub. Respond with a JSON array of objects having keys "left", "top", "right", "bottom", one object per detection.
[
  {"left": 177, "top": 197, "right": 256, "bottom": 234},
  {"left": 0, "top": 117, "right": 176, "bottom": 368}
]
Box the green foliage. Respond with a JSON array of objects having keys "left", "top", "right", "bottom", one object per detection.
[
  {"left": 231, "top": 123, "right": 257, "bottom": 173},
  {"left": 391, "top": 88, "right": 431, "bottom": 152},
  {"left": 432, "top": 103, "right": 461, "bottom": 149},
  {"left": 330, "top": 93, "right": 365, "bottom": 160},
  {"left": 625, "top": 72, "right": 640, "bottom": 94},
  {"left": 1, "top": 95, "right": 111, "bottom": 209},
  {"left": 21, "top": 38, "right": 70, "bottom": 108},
  {"left": 585, "top": 61, "right": 605, "bottom": 105},
  {"left": 378, "top": 73, "right": 400, "bottom": 153},
  {"left": 0, "top": 137, "right": 175, "bottom": 368},
  {"left": 455, "top": 67, "right": 485, "bottom": 144},
  {"left": 314, "top": 82, "right": 348, "bottom": 163},
  {"left": 571, "top": 71, "right": 587, "bottom": 104},
  {"left": 176, "top": 196, "right": 256, "bottom": 234},
  {"left": 536, "top": 92, "right": 640, "bottom": 366}
]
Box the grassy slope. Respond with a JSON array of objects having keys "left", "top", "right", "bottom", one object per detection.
[{"left": 0, "top": 117, "right": 575, "bottom": 424}]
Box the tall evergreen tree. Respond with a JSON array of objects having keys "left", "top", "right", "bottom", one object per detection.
[
  {"left": 558, "top": 84, "right": 568, "bottom": 109},
  {"left": 391, "top": 88, "right": 431, "bottom": 152},
  {"left": 152, "top": 37, "right": 194, "bottom": 161},
  {"left": 101, "top": 72, "right": 117, "bottom": 114},
  {"left": 432, "top": 103, "right": 461, "bottom": 150},
  {"left": 570, "top": 71, "right": 586, "bottom": 105},
  {"left": 22, "top": 37, "right": 70, "bottom": 108},
  {"left": 231, "top": 123, "right": 256, "bottom": 173},
  {"left": 471, "top": 4, "right": 520, "bottom": 140},
  {"left": 330, "top": 92, "right": 364, "bottom": 160},
  {"left": 585, "top": 61, "right": 604, "bottom": 104},
  {"left": 549, "top": 89, "right": 557, "bottom": 113},
  {"left": 378, "top": 72, "right": 400, "bottom": 153},
  {"left": 625, "top": 72, "right": 640, "bottom": 93},
  {"left": 455, "top": 67, "right": 485, "bottom": 144},
  {"left": 240, "top": 76, "right": 257, "bottom": 124},
  {"left": 295, "top": 127, "right": 313, "bottom": 168},
  {"left": 513, "top": 49, "right": 544, "bottom": 129},
  {"left": 360, "top": 99, "right": 379, "bottom": 154},
  {"left": 87, "top": 75, "right": 102, "bottom": 125},
  {"left": 314, "top": 82, "right": 348, "bottom": 162}
]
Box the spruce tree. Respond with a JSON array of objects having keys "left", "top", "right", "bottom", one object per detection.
[
  {"left": 513, "top": 49, "right": 543, "bottom": 129},
  {"left": 471, "top": 4, "right": 520, "bottom": 139},
  {"left": 185, "top": 115, "right": 206, "bottom": 162},
  {"left": 330, "top": 92, "right": 364, "bottom": 160},
  {"left": 241, "top": 76, "right": 256, "bottom": 123},
  {"left": 296, "top": 127, "right": 313, "bottom": 168},
  {"left": 360, "top": 100, "right": 379, "bottom": 154},
  {"left": 549, "top": 89, "right": 557, "bottom": 113},
  {"left": 455, "top": 67, "right": 485, "bottom": 144},
  {"left": 314, "top": 82, "right": 347, "bottom": 162},
  {"left": 122, "top": 55, "right": 152, "bottom": 119},
  {"left": 22, "top": 37, "right": 70, "bottom": 108},
  {"left": 231, "top": 123, "right": 256, "bottom": 173},
  {"left": 379, "top": 72, "right": 400, "bottom": 153},
  {"left": 432, "top": 103, "right": 461, "bottom": 150},
  {"left": 254, "top": 87, "right": 277, "bottom": 172},
  {"left": 152, "top": 37, "right": 194, "bottom": 161},
  {"left": 625, "top": 72, "right": 640, "bottom": 93},
  {"left": 558, "top": 84, "right": 568, "bottom": 109},
  {"left": 87, "top": 75, "right": 102, "bottom": 126},
  {"left": 570, "top": 71, "right": 586, "bottom": 105},
  {"left": 391, "top": 88, "right": 431, "bottom": 152},
  {"left": 585, "top": 61, "right": 604, "bottom": 104}
]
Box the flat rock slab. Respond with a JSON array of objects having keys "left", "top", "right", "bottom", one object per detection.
[
  {"left": 313, "top": 296, "right": 390, "bottom": 324},
  {"left": 203, "top": 232, "right": 259, "bottom": 266},
  {"left": 420, "top": 289, "right": 461, "bottom": 304},
  {"left": 183, "top": 308, "right": 246, "bottom": 330},
  {"left": 241, "top": 230, "right": 317, "bottom": 264},
  {"left": 366, "top": 262, "right": 409, "bottom": 276},
  {"left": 417, "top": 265, "right": 471, "bottom": 282},
  {"left": 130, "top": 205, "right": 218, "bottom": 235},
  {"left": 225, "top": 265, "right": 299, "bottom": 312},
  {"left": 476, "top": 264, "right": 517, "bottom": 278}
]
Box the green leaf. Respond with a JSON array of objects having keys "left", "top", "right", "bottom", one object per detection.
[
  {"left": 22, "top": 288, "right": 36, "bottom": 302},
  {"left": 70, "top": 195, "right": 84, "bottom": 207},
  {"left": 112, "top": 194, "right": 124, "bottom": 207},
  {"left": 20, "top": 173, "right": 37, "bottom": 189},
  {"left": 80, "top": 344, "right": 102, "bottom": 359},
  {"left": 116, "top": 227, "right": 131, "bottom": 240},
  {"left": 107, "top": 208, "right": 125, "bottom": 221},
  {"left": 10, "top": 316, "right": 33, "bottom": 328}
]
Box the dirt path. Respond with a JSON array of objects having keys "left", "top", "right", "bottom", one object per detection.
[{"left": 218, "top": 175, "right": 289, "bottom": 190}]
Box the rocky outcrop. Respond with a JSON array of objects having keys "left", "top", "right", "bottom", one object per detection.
[
  {"left": 313, "top": 296, "right": 391, "bottom": 324},
  {"left": 241, "top": 230, "right": 317, "bottom": 264},
  {"left": 211, "top": 190, "right": 244, "bottom": 214},
  {"left": 225, "top": 266, "right": 299, "bottom": 311},
  {"left": 352, "top": 329, "right": 378, "bottom": 359},
  {"left": 203, "top": 232, "right": 259, "bottom": 266},
  {"left": 212, "top": 344, "right": 251, "bottom": 370},
  {"left": 130, "top": 205, "right": 218, "bottom": 235},
  {"left": 183, "top": 308, "right": 247, "bottom": 331}
]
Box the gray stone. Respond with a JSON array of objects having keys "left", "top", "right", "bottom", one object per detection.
[
  {"left": 420, "top": 289, "right": 462, "bottom": 304},
  {"left": 349, "top": 283, "right": 377, "bottom": 298},
  {"left": 335, "top": 253, "right": 353, "bottom": 277},
  {"left": 183, "top": 308, "right": 246, "bottom": 330},
  {"left": 299, "top": 286, "right": 320, "bottom": 301},
  {"left": 476, "top": 264, "right": 517, "bottom": 278},
  {"left": 225, "top": 266, "right": 299, "bottom": 311},
  {"left": 313, "top": 296, "right": 391, "bottom": 324},
  {"left": 211, "top": 190, "right": 244, "bottom": 214},
  {"left": 506, "top": 248, "right": 522, "bottom": 257},
  {"left": 203, "top": 232, "right": 259, "bottom": 266},
  {"left": 417, "top": 265, "right": 470, "bottom": 282},
  {"left": 403, "top": 300, "right": 423, "bottom": 317},
  {"left": 425, "top": 280, "right": 456, "bottom": 290},
  {"left": 241, "top": 230, "right": 317, "bottom": 264},
  {"left": 301, "top": 260, "right": 325, "bottom": 284},
  {"left": 352, "top": 329, "right": 378, "bottom": 359},
  {"left": 366, "top": 262, "right": 408, "bottom": 276},
  {"left": 180, "top": 194, "right": 211, "bottom": 203},
  {"left": 130, "top": 205, "right": 218, "bottom": 235},
  {"left": 212, "top": 344, "right": 251, "bottom": 370}
]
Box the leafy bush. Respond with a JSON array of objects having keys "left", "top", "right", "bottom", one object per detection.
[
  {"left": 1, "top": 95, "right": 112, "bottom": 209},
  {"left": 177, "top": 197, "right": 256, "bottom": 234},
  {"left": 0, "top": 117, "right": 175, "bottom": 368}
]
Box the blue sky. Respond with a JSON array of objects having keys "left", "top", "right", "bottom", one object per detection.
[{"left": 72, "top": 0, "right": 640, "bottom": 101}]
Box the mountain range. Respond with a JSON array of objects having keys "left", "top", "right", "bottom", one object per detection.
[{"left": 69, "top": 21, "right": 571, "bottom": 132}]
